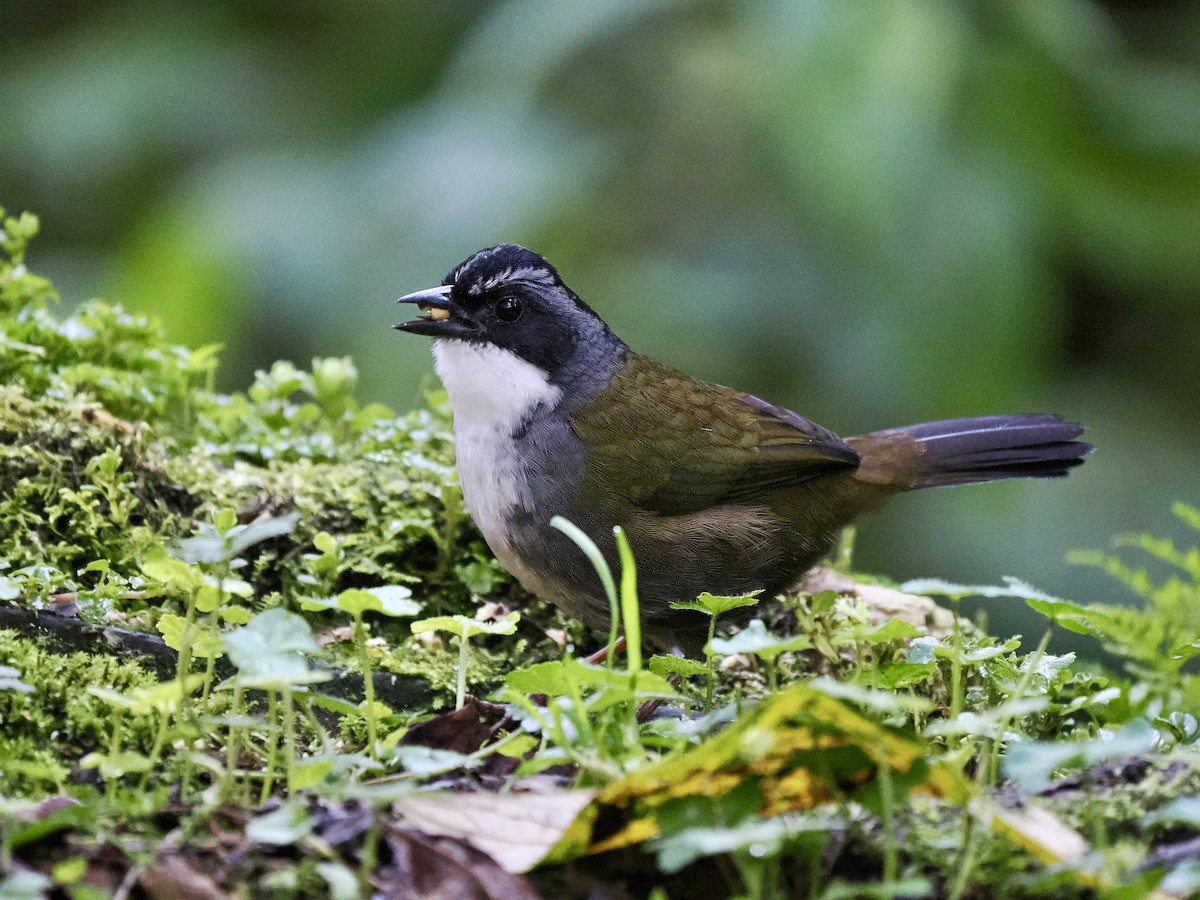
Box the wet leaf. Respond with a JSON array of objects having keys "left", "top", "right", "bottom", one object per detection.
[
  {"left": 414, "top": 611, "right": 520, "bottom": 639},
  {"left": 336, "top": 586, "right": 420, "bottom": 618},
  {"left": 562, "top": 682, "right": 943, "bottom": 856},
  {"left": 671, "top": 590, "right": 762, "bottom": 617},
  {"left": 246, "top": 801, "right": 313, "bottom": 845},
  {"left": 709, "top": 619, "right": 812, "bottom": 660},
  {"left": 223, "top": 607, "right": 330, "bottom": 688},
  {"left": 399, "top": 698, "right": 504, "bottom": 755}
]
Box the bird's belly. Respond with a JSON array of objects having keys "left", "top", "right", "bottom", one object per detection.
[
  {"left": 453, "top": 426, "right": 528, "bottom": 557},
  {"left": 452, "top": 418, "right": 611, "bottom": 622}
]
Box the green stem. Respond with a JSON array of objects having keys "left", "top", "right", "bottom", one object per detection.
[
  {"left": 614, "top": 527, "right": 641, "bottom": 675},
  {"left": 225, "top": 684, "right": 244, "bottom": 803},
  {"left": 456, "top": 631, "right": 470, "bottom": 710},
  {"left": 564, "top": 675, "right": 599, "bottom": 750},
  {"left": 298, "top": 694, "right": 334, "bottom": 754},
  {"left": 200, "top": 654, "right": 217, "bottom": 715},
  {"left": 105, "top": 712, "right": 126, "bottom": 798},
  {"left": 947, "top": 813, "right": 978, "bottom": 900},
  {"left": 260, "top": 691, "right": 280, "bottom": 804},
  {"left": 282, "top": 686, "right": 296, "bottom": 792},
  {"left": 949, "top": 609, "right": 965, "bottom": 719},
  {"left": 138, "top": 710, "right": 171, "bottom": 795},
  {"left": 705, "top": 614, "right": 718, "bottom": 714},
  {"left": 986, "top": 629, "right": 1053, "bottom": 786},
  {"left": 879, "top": 762, "right": 897, "bottom": 897},
  {"left": 551, "top": 517, "right": 620, "bottom": 670},
  {"left": 360, "top": 816, "right": 380, "bottom": 893},
  {"left": 354, "top": 613, "right": 379, "bottom": 755},
  {"left": 175, "top": 591, "right": 200, "bottom": 707}
]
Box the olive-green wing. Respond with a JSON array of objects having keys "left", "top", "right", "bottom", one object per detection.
[{"left": 570, "top": 355, "right": 859, "bottom": 516}]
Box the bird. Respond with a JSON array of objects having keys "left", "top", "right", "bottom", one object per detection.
[{"left": 394, "top": 244, "right": 1091, "bottom": 649}]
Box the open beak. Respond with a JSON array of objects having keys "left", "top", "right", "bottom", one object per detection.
[{"left": 393, "top": 285, "right": 475, "bottom": 338}]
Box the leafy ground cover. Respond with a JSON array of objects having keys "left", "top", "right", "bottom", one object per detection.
[{"left": 1, "top": 209, "right": 1198, "bottom": 899}]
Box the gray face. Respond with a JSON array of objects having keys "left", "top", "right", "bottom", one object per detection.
[{"left": 396, "top": 244, "right": 620, "bottom": 386}]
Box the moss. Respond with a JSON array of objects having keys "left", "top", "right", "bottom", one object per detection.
[
  {"left": 8, "top": 208, "right": 1200, "bottom": 897},
  {"left": 0, "top": 211, "right": 509, "bottom": 635},
  {"left": 0, "top": 630, "right": 160, "bottom": 793}
]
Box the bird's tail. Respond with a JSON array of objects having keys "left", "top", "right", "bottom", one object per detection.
[{"left": 848, "top": 414, "right": 1092, "bottom": 491}]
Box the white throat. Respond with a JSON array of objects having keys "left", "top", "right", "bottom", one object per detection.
[
  {"left": 433, "top": 340, "right": 560, "bottom": 432},
  {"left": 432, "top": 340, "right": 562, "bottom": 553}
]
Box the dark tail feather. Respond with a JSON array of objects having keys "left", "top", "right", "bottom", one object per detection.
[
  {"left": 851, "top": 414, "right": 1093, "bottom": 490},
  {"left": 902, "top": 414, "right": 1091, "bottom": 487}
]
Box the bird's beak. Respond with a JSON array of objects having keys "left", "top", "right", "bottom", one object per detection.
[{"left": 393, "top": 285, "right": 475, "bottom": 338}]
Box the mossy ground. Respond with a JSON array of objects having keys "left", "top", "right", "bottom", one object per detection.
[{"left": 2, "top": 209, "right": 1199, "bottom": 899}]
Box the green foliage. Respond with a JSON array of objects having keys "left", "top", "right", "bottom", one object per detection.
[
  {"left": 0, "top": 208, "right": 495, "bottom": 623},
  {"left": 4, "top": 213, "right": 1200, "bottom": 896},
  {"left": 412, "top": 611, "right": 519, "bottom": 711},
  {"left": 1064, "top": 503, "right": 1200, "bottom": 678},
  {"left": 0, "top": 631, "right": 159, "bottom": 795}
]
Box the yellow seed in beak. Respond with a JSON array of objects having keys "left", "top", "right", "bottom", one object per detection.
[{"left": 429, "top": 307, "right": 450, "bottom": 321}]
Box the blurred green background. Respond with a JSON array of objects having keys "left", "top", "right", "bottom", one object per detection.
[{"left": 3, "top": 0, "right": 1198, "bottom": 632}]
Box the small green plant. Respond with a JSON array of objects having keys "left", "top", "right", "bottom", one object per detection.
[
  {"left": 503, "top": 656, "right": 678, "bottom": 780},
  {"left": 301, "top": 574, "right": 421, "bottom": 756},
  {"left": 708, "top": 619, "right": 812, "bottom": 692},
  {"left": 223, "top": 607, "right": 332, "bottom": 798},
  {"left": 410, "top": 611, "right": 520, "bottom": 710},
  {"left": 670, "top": 590, "right": 761, "bottom": 712},
  {"left": 8, "top": 211, "right": 1200, "bottom": 896}
]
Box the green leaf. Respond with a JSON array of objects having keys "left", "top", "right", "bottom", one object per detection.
[
  {"left": 653, "top": 813, "right": 839, "bottom": 874},
  {"left": 1003, "top": 720, "right": 1158, "bottom": 792},
  {"left": 108, "top": 676, "right": 207, "bottom": 717},
  {"left": 671, "top": 590, "right": 762, "bottom": 617},
  {"left": 215, "top": 508, "right": 239, "bottom": 534},
  {"left": 807, "top": 589, "right": 839, "bottom": 615},
  {"left": 900, "top": 578, "right": 1003, "bottom": 600},
  {"left": 862, "top": 659, "right": 939, "bottom": 689},
  {"left": 141, "top": 549, "right": 205, "bottom": 592},
  {"left": 246, "top": 801, "right": 313, "bottom": 846},
  {"left": 1024, "top": 597, "right": 1105, "bottom": 637},
  {"left": 505, "top": 657, "right": 676, "bottom": 699},
  {"left": 156, "top": 613, "right": 224, "bottom": 658},
  {"left": 51, "top": 855, "right": 88, "bottom": 886},
  {"left": 709, "top": 620, "right": 812, "bottom": 660},
  {"left": 223, "top": 608, "right": 330, "bottom": 688},
  {"left": 177, "top": 511, "right": 300, "bottom": 564},
  {"left": 315, "top": 862, "right": 361, "bottom": 900},
  {"left": 861, "top": 617, "right": 923, "bottom": 644},
  {"left": 1172, "top": 640, "right": 1200, "bottom": 661},
  {"left": 809, "top": 677, "right": 935, "bottom": 716},
  {"left": 648, "top": 655, "right": 708, "bottom": 679},
  {"left": 336, "top": 585, "right": 420, "bottom": 618},
  {"left": 0, "top": 870, "right": 53, "bottom": 898},
  {"left": 411, "top": 611, "right": 519, "bottom": 638},
  {"left": 221, "top": 605, "right": 253, "bottom": 625},
  {"left": 98, "top": 751, "right": 154, "bottom": 777},
  {"left": 455, "top": 560, "right": 500, "bottom": 595},
  {"left": 391, "top": 745, "right": 480, "bottom": 776},
  {"left": 289, "top": 757, "right": 336, "bottom": 790},
  {"left": 1151, "top": 795, "right": 1200, "bottom": 828}
]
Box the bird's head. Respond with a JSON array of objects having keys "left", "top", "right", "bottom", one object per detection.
[{"left": 395, "top": 244, "right": 618, "bottom": 381}]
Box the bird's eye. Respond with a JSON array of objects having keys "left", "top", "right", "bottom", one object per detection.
[{"left": 495, "top": 295, "right": 523, "bottom": 323}]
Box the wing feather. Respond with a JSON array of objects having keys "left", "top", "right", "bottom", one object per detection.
[{"left": 569, "top": 355, "right": 858, "bottom": 516}]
